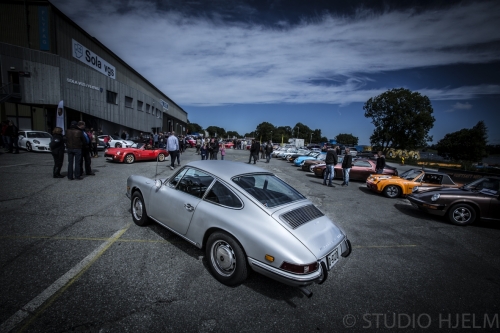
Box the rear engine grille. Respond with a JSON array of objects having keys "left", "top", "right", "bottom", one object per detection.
[{"left": 280, "top": 205, "right": 324, "bottom": 229}]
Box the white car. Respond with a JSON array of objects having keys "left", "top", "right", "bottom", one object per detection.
[
  {"left": 98, "top": 135, "right": 134, "bottom": 148},
  {"left": 18, "top": 130, "right": 52, "bottom": 152}
]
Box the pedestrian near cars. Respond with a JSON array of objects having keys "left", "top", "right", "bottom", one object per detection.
[
  {"left": 65, "top": 121, "right": 84, "bottom": 180},
  {"left": 200, "top": 144, "right": 207, "bottom": 160},
  {"left": 1, "top": 120, "right": 10, "bottom": 150},
  {"left": 248, "top": 139, "right": 260, "bottom": 164},
  {"left": 91, "top": 130, "right": 98, "bottom": 157},
  {"left": 6, "top": 120, "right": 19, "bottom": 154},
  {"left": 50, "top": 127, "right": 65, "bottom": 178},
  {"left": 323, "top": 147, "right": 338, "bottom": 187},
  {"left": 265, "top": 140, "right": 273, "bottom": 163},
  {"left": 375, "top": 151, "right": 385, "bottom": 174},
  {"left": 341, "top": 148, "right": 353, "bottom": 187},
  {"left": 211, "top": 138, "right": 219, "bottom": 160},
  {"left": 220, "top": 144, "right": 226, "bottom": 160},
  {"left": 79, "top": 124, "right": 95, "bottom": 177},
  {"left": 166, "top": 131, "right": 179, "bottom": 170},
  {"left": 260, "top": 143, "right": 266, "bottom": 159}
]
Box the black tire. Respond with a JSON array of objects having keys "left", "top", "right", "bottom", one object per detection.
[
  {"left": 383, "top": 185, "right": 401, "bottom": 198},
  {"left": 448, "top": 203, "right": 476, "bottom": 226},
  {"left": 206, "top": 231, "right": 248, "bottom": 286},
  {"left": 26, "top": 142, "right": 32, "bottom": 152},
  {"left": 158, "top": 153, "right": 165, "bottom": 162},
  {"left": 125, "top": 154, "right": 135, "bottom": 164},
  {"left": 115, "top": 143, "right": 122, "bottom": 148},
  {"left": 131, "top": 192, "right": 149, "bottom": 226}
]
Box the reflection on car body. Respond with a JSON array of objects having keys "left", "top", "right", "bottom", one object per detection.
[{"left": 126, "top": 161, "right": 351, "bottom": 294}]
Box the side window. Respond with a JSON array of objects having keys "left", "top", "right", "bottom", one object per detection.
[
  {"left": 169, "top": 168, "right": 188, "bottom": 188},
  {"left": 174, "top": 168, "right": 214, "bottom": 198},
  {"left": 205, "top": 181, "right": 243, "bottom": 208}
]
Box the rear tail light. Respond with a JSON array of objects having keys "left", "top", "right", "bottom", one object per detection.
[{"left": 280, "top": 261, "right": 319, "bottom": 274}]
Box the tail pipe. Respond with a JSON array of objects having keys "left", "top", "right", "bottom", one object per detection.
[{"left": 298, "top": 286, "right": 313, "bottom": 298}]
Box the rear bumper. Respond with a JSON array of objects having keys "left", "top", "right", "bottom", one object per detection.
[{"left": 248, "top": 238, "right": 351, "bottom": 287}]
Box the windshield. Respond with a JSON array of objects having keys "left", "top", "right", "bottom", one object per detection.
[
  {"left": 27, "top": 132, "right": 51, "bottom": 138},
  {"left": 399, "top": 169, "right": 423, "bottom": 180},
  {"left": 463, "top": 177, "right": 499, "bottom": 193},
  {"left": 233, "top": 174, "right": 305, "bottom": 208}
]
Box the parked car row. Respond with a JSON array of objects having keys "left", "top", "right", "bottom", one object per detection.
[{"left": 272, "top": 147, "right": 500, "bottom": 226}]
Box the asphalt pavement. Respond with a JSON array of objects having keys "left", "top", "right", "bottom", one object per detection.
[{"left": 0, "top": 148, "right": 499, "bottom": 332}]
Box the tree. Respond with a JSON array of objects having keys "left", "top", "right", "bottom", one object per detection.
[
  {"left": 205, "top": 126, "right": 226, "bottom": 138},
  {"left": 335, "top": 133, "right": 358, "bottom": 146},
  {"left": 186, "top": 121, "right": 203, "bottom": 134},
  {"left": 435, "top": 121, "right": 488, "bottom": 162},
  {"left": 226, "top": 131, "right": 240, "bottom": 138},
  {"left": 255, "top": 122, "right": 276, "bottom": 142},
  {"left": 363, "top": 88, "right": 435, "bottom": 153}
]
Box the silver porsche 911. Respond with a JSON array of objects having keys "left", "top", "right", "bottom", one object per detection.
[{"left": 126, "top": 160, "right": 351, "bottom": 296}]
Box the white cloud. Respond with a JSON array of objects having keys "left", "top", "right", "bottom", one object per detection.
[
  {"left": 444, "top": 101, "right": 473, "bottom": 112},
  {"left": 51, "top": 0, "right": 500, "bottom": 107}
]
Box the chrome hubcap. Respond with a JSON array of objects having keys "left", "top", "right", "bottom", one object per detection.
[
  {"left": 211, "top": 240, "right": 236, "bottom": 276},
  {"left": 132, "top": 197, "right": 143, "bottom": 220},
  {"left": 453, "top": 207, "right": 470, "bottom": 223}
]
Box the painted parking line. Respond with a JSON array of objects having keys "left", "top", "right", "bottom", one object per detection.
[
  {"left": 0, "top": 164, "right": 32, "bottom": 168},
  {"left": 0, "top": 223, "right": 132, "bottom": 333}
]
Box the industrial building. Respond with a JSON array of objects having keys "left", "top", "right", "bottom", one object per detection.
[{"left": 0, "top": 0, "right": 188, "bottom": 138}]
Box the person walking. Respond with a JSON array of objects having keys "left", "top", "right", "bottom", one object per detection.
[
  {"left": 265, "top": 140, "right": 273, "bottom": 163},
  {"left": 220, "top": 144, "right": 226, "bottom": 160},
  {"left": 341, "top": 148, "right": 353, "bottom": 187},
  {"left": 50, "top": 127, "right": 65, "bottom": 178},
  {"left": 248, "top": 139, "right": 260, "bottom": 164},
  {"left": 323, "top": 147, "right": 338, "bottom": 187},
  {"left": 65, "top": 121, "right": 84, "bottom": 180},
  {"left": 166, "top": 131, "right": 179, "bottom": 170},
  {"left": 375, "top": 151, "right": 385, "bottom": 174},
  {"left": 79, "top": 124, "right": 95, "bottom": 176}
]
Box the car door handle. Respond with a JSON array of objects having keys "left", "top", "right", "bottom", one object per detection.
[{"left": 184, "top": 203, "right": 194, "bottom": 212}]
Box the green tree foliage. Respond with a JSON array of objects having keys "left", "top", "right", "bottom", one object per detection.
[
  {"left": 335, "top": 133, "right": 358, "bottom": 146},
  {"left": 205, "top": 126, "right": 226, "bottom": 138},
  {"left": 435, "top": 121, "right": 488, "bottom": 162},
  {"left": 186, "top": 122, "right": 203, "bottom": 134},
  {"left": 226, "top": 131, "right": 240, "bottom": 138},
  {"left": 363, "top": 88, "right": 435, "bottom": 152},
  {"left": 255, "top": 122, "right": 276, "bottom": 142}
]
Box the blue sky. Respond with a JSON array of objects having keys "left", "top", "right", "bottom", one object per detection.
[{"left": 51, "top": 0, "right": 500, "bottom": 145}]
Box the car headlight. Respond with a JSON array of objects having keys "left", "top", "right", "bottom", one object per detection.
[
  {"left": 117, "top": 151, "right": 121, "bottom": 155},
  {"left": 33, "top": 140, "right": 40, "bottom": 144},
  {"left": 431, "top": 193, "right": 440, "bottom": 202},
  {"left": 413, "top": 186, "right": 419, "bottom": 193}
]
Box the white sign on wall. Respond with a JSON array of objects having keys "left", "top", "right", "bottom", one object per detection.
[
  {"left": 160, "top": 99, "right": 169, "bottom": 110},
  {"left": 72, "top": 39, "right": 116, "bottom": 79}
]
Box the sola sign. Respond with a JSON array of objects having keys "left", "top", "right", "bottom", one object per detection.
[{"left": 72, "top": 39, "right": 116, "bottom": 79}]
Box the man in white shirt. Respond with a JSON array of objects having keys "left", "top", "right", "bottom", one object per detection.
[{"left": 166, "top": 131, "right": 179, "bottom": 170}]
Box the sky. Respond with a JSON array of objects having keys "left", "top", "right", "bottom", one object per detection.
[{"left": 50, "top": 0, "right": 500, "bottom": 145}]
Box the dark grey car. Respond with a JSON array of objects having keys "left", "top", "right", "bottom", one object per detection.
[{"left": 407, "top": 177, "right": 500, "bottom": 225}]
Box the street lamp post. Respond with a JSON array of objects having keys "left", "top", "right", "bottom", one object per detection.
[{"left": 310, "top": 132, "right": 312, "bottom": 145}]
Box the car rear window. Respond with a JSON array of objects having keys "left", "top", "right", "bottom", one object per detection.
[{"left": 232, "top": 174, "right": 305, "bottom": 208}]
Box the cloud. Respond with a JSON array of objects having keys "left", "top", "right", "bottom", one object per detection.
[
  {"left": 51, "top": 0, "right": 500, "bottom": 107},
  {"left": 444, "top": 101, "right": 473, "bottom": 113}
]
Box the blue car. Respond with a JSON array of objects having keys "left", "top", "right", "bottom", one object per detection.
[{"left": 294, "top": 152, "right": 326, "bottom": 166}]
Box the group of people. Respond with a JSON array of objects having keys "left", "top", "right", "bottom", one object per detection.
[
  {"left": 1, "top": 120, "right": 20, "bottom": 154},
  {"left": 247, "top": 140, "right": 273, "bottom": 164},
  {"left": 322, "top": 147, "right": 386, "bottom": 187},
  {"left": 197, "top": 137, "right": 225, "bottom": 160},
  {"left": 51, "top": 121, "right": 97, "bottom": 180}
]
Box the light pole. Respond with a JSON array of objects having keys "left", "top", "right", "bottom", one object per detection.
[{"left": 310, "top": 132, "right": 313, "bottom": 145}]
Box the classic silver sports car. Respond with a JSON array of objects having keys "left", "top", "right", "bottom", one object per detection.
[{"left": 126, "top": 161, "right": 351, "bottom": 296}]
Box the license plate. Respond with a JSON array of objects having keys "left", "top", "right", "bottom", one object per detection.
[{"left": 327, "top": 246, "right": 339, "bottom": 269}]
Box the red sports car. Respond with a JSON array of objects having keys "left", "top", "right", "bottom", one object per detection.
[
  {"left": 312, "top": 158, "right": 398, "bottom": 181},
  {"left": 104, "top": 143, "right": 169, "bottom": 164}
]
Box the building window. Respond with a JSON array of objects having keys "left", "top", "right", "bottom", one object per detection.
[
  {"left": 157, "top": 109, "right": 162, "bottom": 118},
  {"left": 137, "top": 100, "right": 143, "bottom": 111},
  {"left": 145, "top": 103, "right": 150, "bottom": 113},
  {"left": 125, "top": 96, "right": 133, "bottom": 108},
  {"left": 106, "top": 90, "right": 117, "bottom": 104}
]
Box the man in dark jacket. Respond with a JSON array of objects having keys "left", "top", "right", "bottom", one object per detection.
[
  {"left": 375, "top": 151, "right": 385, "bottom": 174},
  {"left": 265, "top": 140, "right": 273, "bottom": 163},
  {"left": 248, "top": 139, "right": 260, "bottom": 164},
  {"left": 50, "top": 127, "right": 65, "bottom": 178},
  {"left": 79, "top": 124, "right": 95, "bottom": 176},
  {"left": 6, "top": 120, "right": 19, "bottom": 154},
  {"left": 341, "top": 148, "right": 353, "bottom": 186},
  {"left": 323, "top": 147, "right": 338, "bottom": 187},
  {"left": 65, "top": 121, "right": 84, "bottom": 180}
]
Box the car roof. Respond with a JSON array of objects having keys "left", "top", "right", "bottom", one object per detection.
[{"left": 186, "top": 160, "right": 272, "bottom": 182}]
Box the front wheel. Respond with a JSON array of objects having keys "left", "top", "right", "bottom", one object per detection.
[
  {"left": 125, "top": 154, "right": 135, "bottom": 164},
  {"left": 448, "top": 203, "right": 476, "bottom": 226},
  {"left": 158, "top": 153, "right": 165, "bottom": 162},
  {"left": 206, "top": 232, "right": 248, "bottom": 286},
  {"left": 131, "top": 192, "right": 149, "bottom": 226},
  {"left": 26, "top": 142, "right": 32, "bottom": 152},
  {"left": 383, "top": 185, "right": 401, "bottom": 198}
]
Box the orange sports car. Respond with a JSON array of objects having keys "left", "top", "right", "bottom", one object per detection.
[{"left": 366, "top": 168, "right": 459, "bottom": 198}]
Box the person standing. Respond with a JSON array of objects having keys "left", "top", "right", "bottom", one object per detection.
[
  {"left": 196, "top": 138, "right": 201, "bottom": 154},
  {"left": 79, "top": 124, "right": 95, "bottom": 176},
  {"left": 323, "top": 147, "right": 338, "bottom": 187},
  {"left": 65, "top": 121, "right": 84, "bottom": 180},
  {"left": 1, "top": 120, "right": 10, "bottom": 150},
  {"left": 166, "top": 131, "right": 179, "bottom": 170},
  {"left": 50, "top": 127, "right": 65, "bottom": 178},
  {"left": 153, "top": 132, "right": 159, "bottom": 148},
  {"left": 265, "top": 140, "right": 273, "bottom": 163},
  {"left": 248, "top": 139, "right": 260, "bottom": 164},
  {"left": 211, "top": 138, "right": 219, "bottom": 160},
  {"left": 341, "top": 148, "right": 353, "bottom": 187},
  {"left": 220, "top": 144, "right": 226, "bottom": 160},
  {"left": 91, "top": 129, "right": 98, "bottom": 157},
  {"left": 200, "top": 143, "right": 207, "bottom": 160},
  {"left": 375, "top": 151, "right": 385, "bottom": 174},
  {"left": 6, "top": 120, "right": 19, "bottom": 154}
]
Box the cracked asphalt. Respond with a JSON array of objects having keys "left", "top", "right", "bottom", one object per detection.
[{"left": 0, "top": 148, "right": 499, "bottom": 333}]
